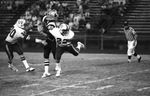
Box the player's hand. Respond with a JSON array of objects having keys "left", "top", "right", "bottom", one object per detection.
[
  {"left": 37, "top": 25, "right": 43, "bottom": 32},
  {"left": 41, "top": 40, "right": 47, "bottom": 46},
  {"left": 26, "top": 35, "right": 30, "bottom": 40},
  {"left": 133, "top": 40, "right": 137, "bottom": 46}
]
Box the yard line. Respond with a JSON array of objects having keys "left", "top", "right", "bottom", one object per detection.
[
  {"left": 33, "top": 69, "right": 150, "bottom": 96},
  {"left": 0, "top": 75, "right": 16, "bottom": 79},
  {"left": 21, "top": 83, "right": 39, "bottom": 88},
  {"left": 29, "top": 63, "right": 55, "bottom": 66},
  {"left": 137, "top": 87, "right": 150, "bottom": 91},
  {"left": 95, "top": 85, "right": 114, "bottom": 90},
  {"left": 29, "top": 63, "right": 44, "bottom": 66}
]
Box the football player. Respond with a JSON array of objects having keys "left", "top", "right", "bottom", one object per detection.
[
  {"left": 4, "top": 18, "right": 35, "bottom": 72},
  {"left": 37, "top": 9, "right": 58, "bottom": 78},
  {"left": 123, "top": 21, "right": 142, "bottom": 63},
  {"left": 49, "top": 23, "right": 85, "bottom": 77}
]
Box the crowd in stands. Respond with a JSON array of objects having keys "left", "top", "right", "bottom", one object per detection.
[
  {"left": 92, "top": 0, "right": 133, "bottom": 33},
  {"left": 17, "top": 0, "right": 91, "bottom": 32},
  {"left": 0, "top": 0, "right": 25, "bottom": 13},
  {"left": 0, "top": 0, "right": 135, "bottom": 33}
]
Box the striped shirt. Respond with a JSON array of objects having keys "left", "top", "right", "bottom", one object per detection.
[{"left": 124, "top": 27, "right": 136, "bottom": 41}]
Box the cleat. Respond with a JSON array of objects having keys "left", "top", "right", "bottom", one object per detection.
[
  {"left": 127, "top": 60, "right": 131, "bottom": 63},
  {"left": 42, "top": 72, "right": 51, "bottom": 78},
  {"left": 8, "top": 64, "right": 18, "bottom": 72},
  {"left": 55, "top": 68, "right": 61, "bottom": 77},
  {"left": 26, "top": 67, "right": 35, "bottom": 72},
  {"left": 138, "top": 56, "right": 142, "bottom": 62},
  {"left": 77, "top": 42, "right": 85, "bottom": 48}
]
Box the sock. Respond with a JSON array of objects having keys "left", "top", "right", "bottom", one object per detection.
[
  {"left": 76, "top": 44, "right": 81, "bottom": 50},
  {"left": 22, "top": 60, "right": 30, "bottom": 69},
  {"left": 8, "top": 61, "right": 12, "bottom": 64},
  {"left": 128, "top": 56, "right": 131, "bottom": 59},
  {"left": 44, "top": 61, "right": 49, "bottom": 73},
  {"left": 137, "top": 55, "right": 140, "bottom": 59},
  {"left": 55, "top": 62, "right": 61, "bottom": 70}
]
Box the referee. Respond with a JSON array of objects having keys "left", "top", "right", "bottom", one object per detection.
[{"left": 123, "top": 21, "right": 142, "bottom": 63}]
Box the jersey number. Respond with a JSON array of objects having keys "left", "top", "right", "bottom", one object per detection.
[
  {"left": 56, "top": 38, "right": 68, "bottom": 45},
  {"left": 9, "top": 27, "right": 16, "bottom": 38}
]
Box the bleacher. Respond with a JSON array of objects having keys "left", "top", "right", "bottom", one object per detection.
[
  {"left": 0, "top": 0, "right": 37, "bottom": 34},
  {"left": 1, "top": 0, "right": 141, "bottom": 51}
]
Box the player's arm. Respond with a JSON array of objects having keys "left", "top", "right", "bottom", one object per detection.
[
  {"left": 35, "top": 38, "right": 47, "bottom": 46},
  {"left": 26, "top": 33, "right": 47, "bottom": 46},
  {"left": 21, "top": 30, "right": 30, "bottom": 40},
  {"left": 68, "top": 30, "right": 75, "bottom": 40},
  {"left": 131, "top": 28, "right": 137, "bottom": 41},
  {"left": 37, "top": 23, "right": 48, "bottom": 37},
  {"left": 48, "top": 28, "right": 58, "bottom": 37}
]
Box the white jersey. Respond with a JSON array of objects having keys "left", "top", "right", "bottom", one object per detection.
[
  {"left": 5, "top": 24, "right": 26, "bottom": 44},
  {"left": 49, "top": 28, "right": 74, "bottom": 47}
]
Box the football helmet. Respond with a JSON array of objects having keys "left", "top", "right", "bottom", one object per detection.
[
  {"left": 15, "top": 19, "right": 27, "bottom": 29},
  {"left": 59, "top": 23, "right": 69, "bottom": 36},
  {"left": 124, "top": 21, "right": 129, "bottom": 30},
  {"left": 47, "top": 22, "right": 56, "bottom": 30}
]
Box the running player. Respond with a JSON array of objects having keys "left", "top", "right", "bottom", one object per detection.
[
  {"left": 37, "top": 9, "right": 58, "bottom": 78},
  {"left": 4, "top": 18, "right": 35, "bottom": 72},
  {"left": 123, "top": 21, "right": 142, "bottom": 63},
  {"left": 49, "top": 23, "right": 85, "bottom": 77}
]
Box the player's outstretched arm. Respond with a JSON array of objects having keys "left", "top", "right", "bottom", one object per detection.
[
  {"left": 37, "top": 24, "right": 48, "bottom": 37},
  {"left": 35, "top": 38, "right": 47, "bottom": 46}
]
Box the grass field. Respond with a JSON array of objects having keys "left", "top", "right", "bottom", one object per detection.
[{"left": 0, "top": 52, "right": 150, "bottom": 96}]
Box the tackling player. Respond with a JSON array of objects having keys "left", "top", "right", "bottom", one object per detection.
[
  {"left": 123, "top": 21, "right": 142, "bottom": 63},
  {"left": 4, "top": 18, "right": 35, "bottom": 72},
  {"left": 49, "top": 23, "right": 85, "bottom": 77},
  {"left": 37, "top": 9, "right": 58, "bottom": 78}
]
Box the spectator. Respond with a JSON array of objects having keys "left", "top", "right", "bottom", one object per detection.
[
  {"left": 63, "top": 2, "right": 70, "bottom": 18},
  {"left": 68, "top": 20, "right": 74, "bottom": 30},
  {"left": 118, "top": 2, "right": 125, "bottom": 16},
  {"left": 25, "top": 9, "right": 32, "bottom": 20},
  {"left": 79, "top": 14, "right": 86, "bottom": 29},
  {"left": 14, "top": 0, "right": 24, "bottom": 10},
  {"left": 86, "top": 20, "right": 91, "bottom": 34},
  {"left": 78, "top": 4, "right": 83, "bottom": 15},
  {"left": 51, "top": 0, "right": 59, "bottom": 10},
  {"left": 39, "top": 9, "right": 46, "bottom": 18},
  {"left": 68, "top": 11, "right": 75, "bottom": 22},
  {"left": 73, "top": 13, "right": 81, "bottom": 30},
  {"left": 7, "top": 3, "right": 13, "bottom": 13},
  {"left": 84, "top": 9, "right": 90, "bottom": 19},
  {"left": 83, "top": 0, "right": 90, "bottom": 11},
  {"left": 32, "top": 15, "right": 38, "bottom": 26},
  {"left": 97, "top": 0, "right": 103, "bottom": 5},
  {"left": 57, "top": 2, "right": 64, "bottom": 17},
  {"left": 38, "top": 0, "right": 46, "bottom": 10},
  {"left": 76, "top": 0, "right": 82, "bottom": 7}
]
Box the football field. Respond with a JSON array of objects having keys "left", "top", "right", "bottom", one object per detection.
[{"left": 0, "top": 52, "right": 150, "bottom": 96}]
